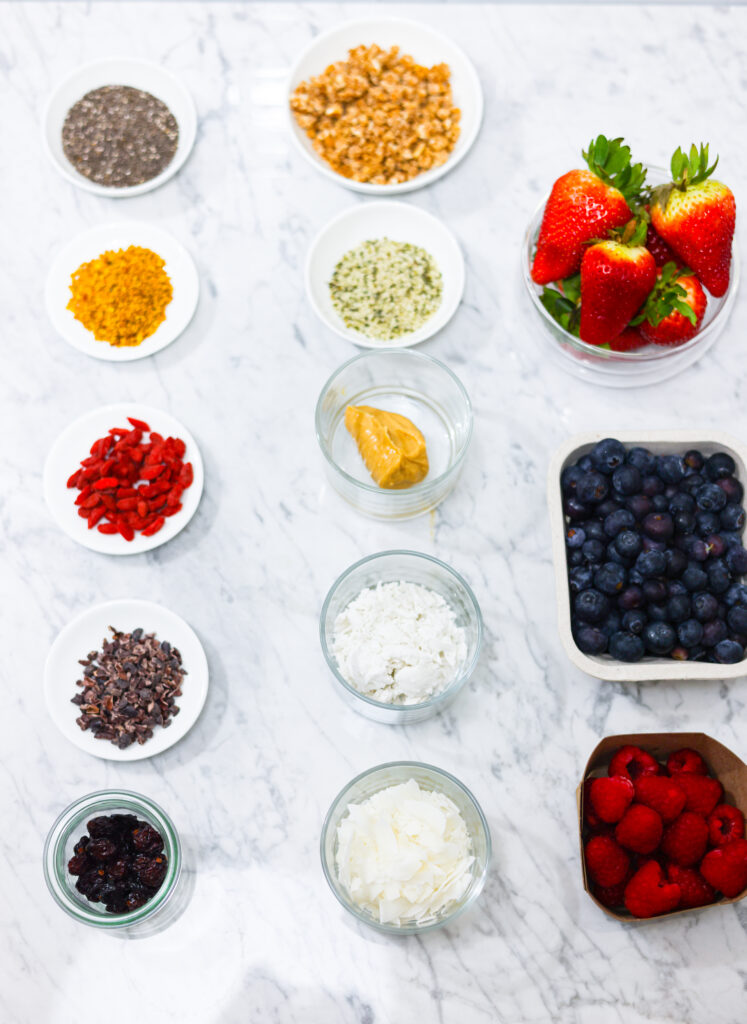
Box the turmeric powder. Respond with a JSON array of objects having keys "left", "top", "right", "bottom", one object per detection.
[{"left": 67, "top": 245, "right": 173, "bottom": 347}]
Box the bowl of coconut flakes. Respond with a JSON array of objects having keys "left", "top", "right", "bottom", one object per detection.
[{"left": 319, "top": 549, "right": 482, "bottom": 724}]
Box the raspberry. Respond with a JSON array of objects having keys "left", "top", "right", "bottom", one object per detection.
[
  {"left": 661, "top": 811, "right": 709, "bottom": 867},
  {"left": 593, "top": 879, "right": 628, "bottom": 909},
  {"left": 665, "top": 864, "right": 716, "bottom": 909},
  {"left": 615, "top": 804, "right": 663, "bottom": 854},
  {"left": 633, "top": 775, "right": 686, "bottom": 824},
  {"left": 609, "top": 745, "right": 660, "bottom": 782},
  {"left": 624, "top": 860, "right": 681, "bottom": 918},
  {"left": 700, "top": 839, "right": 747, "bottom": 898},
  {"left": 667, "top": 748, "right": 707, "bottom": 776},
  {"left": 676, "top": 774, "right": 723, "bottom": 817},
  {"left": 585, "top": 835, "right": 630, "bottom": 888},
  {"left": 708, "top": 804, "right": 745, "bottom": 848},
  {"left": 589, "top": 775, "right": 634, "bottom": 824}
]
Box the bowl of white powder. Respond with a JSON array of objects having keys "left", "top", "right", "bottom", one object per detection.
[
  {"left": 320, "top": 550, "right": 482, "bottom": 723},
  {"left": 320, "top": 761, "right": 491, "bottom": 933}
]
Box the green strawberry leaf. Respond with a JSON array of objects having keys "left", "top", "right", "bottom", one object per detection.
[
  {"left": 583, "top": 135, "right": 647, "bottom": 203},
  {"left": 540, "top": 286, "right": 580, "bottom": 336}
]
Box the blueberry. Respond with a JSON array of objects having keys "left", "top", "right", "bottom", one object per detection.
[
  {"left": 727, "top": 605, "right": 747, "bottom": 634},
  {"left": 717, "top": 476, "right": 744, "bottom": 503},
  {"left": 568, "top": 549, "right": 584, "bottom": 567},
  {"left": 576, "top": 471, "right": 609, "bottom": 504},
  {"left": 726, "top": 546, "right": 747, "bottom": 574},
  {"left": 578, "top": 455, "right": 594, "bottom": 472},
  {"left": 581, "top": 520, "right": 606, "bottom": 543},
  {"left": 651, "top": 494, "right": 670, "bottom": 513},
  {"left": 696, "top": 483, "right": 728, "bottom": 513},
  {"left": 667, "top": 594, "right": 691, "bottom": 623},
  {"left": 564, "top": 496, "right": 590, "bottom": 522},
  {"left": 707, "top": 559, "right": 731, "bottom": 594},
  {"left": 604, "top": 509, "right": 636, "bottom": 538},
  {"left": 622, "top": 609, "right": 647, "bottom": 634},
  {"left": 673, "top": 511, "right": 696, "bottom": 535},
  {"left": 642, "top": 475, "right": 665, "bottom": 497},
  {"left": 684, "top": 449, "right": 705, "bottom": 472},
  {"left": 642, "top": 578, "right": 667, "bottom": 603},
  {"left": 606, "top": 545, "right": 631, "bottom": 568},
  {"left": 617, "top": 585, "right": 644, "bottom": 611},
  {"left": 614, "top": 530, "right": 642, "bottom": 560},
  {"left": 647, "top": 602, "right": 671, "bottom": 623},
  {"left": 574, "top": 589, "right": 610, "bottom": 624},
  {"left": 627, "top": 447, "right": 657, "bottom": 474},
  {"left": 720, "top": 504, "right": 746, "bottom": 532},
  {"left": 714, "top": 639, "right": 745, "bottom": 664},
  {"left": 625, "top": 494, "right": 652, "bottom": 521},
  {"left": 722, "top": 531, "right": 744, "bottom": 549},
  {"left": 569, "top": 565, "right": 595, "bottom": 593},
  {"left": 609, "top": 631, "right": 645, "bottom": 662},
  {"left": 705, "top": 452, "right": 736, "bottom": 481},
  {"left": 642, "top": 536, "right": 667, "bottom": 554},
  {"left": 566, "top": 526, "right": 586, "bottom": 549},
  {"left": 682, "top": 536, "right": 709, "bottom": 562},
  {"left": 635, "top": 550, "right": 667, "bottom": 578},
  {"left": 628, "top": 568, "right": 645, "bottom": 585},
  {"left": 664, "top": 549, "right": 688, "bottom": 578},
  {"left": 669, "top": 492, "right": 695, "bottom": 514},
  {"left": 561, "top": 464, "right": 586, "bottom": 497},
  {"left": 612, "top": 464, "right": 641, "bottom": 496},
  {"left": 692, "top": 592, "right": 719, "bottom": 622},
  {"left": 597, "top": 499, "right": 622, "bottom": 518},
  {"left": 657, "top": 454, "right": 686, "bottom": 484},
  {"left": 696, "top": 511, "right": 721, "bottom": 536},
  {"left": 643, "top": 512, "right": 674, "bottom": 542},
  {"left": 574, "top": 625, "right": 608, "bottom": 655},
  {"left": 705, "top": 534, "right": 727, "bottom": 558},
  {"left": 600, "top": 611, "right": 622, "bottom": 638},
  {"left": 594, "top": 563, "right": 627, "bottom": 595},
  {"left": 682, "top": 564, "right": 709, "bottom": 591},
  {"left": 680, "top": 473, "right": 706, "bottom": 495},
  {"left": 702, "top": 619, "right": 728, "bottom": 648},
  {"left": 590, "top": 438, "right": 626, "bottom": 475},
  {"left": 678, "top": 618, "right": 704, "bottom": 647},
  {"left": 668, "top": 580, "right": 688, "bottom": 597},
  {"left": 725, "top": 583, "right": 747, "bottom": 607},
  {"left": 582, "top": 539, "right": 606, "bottom": 564},
  {"left": 643, "top": 622, "right": 676, "bottom": 655}
]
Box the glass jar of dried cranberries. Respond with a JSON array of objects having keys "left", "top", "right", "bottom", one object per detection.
[{"left": 43, "top": 789, "right": 182, "bottom": 931}]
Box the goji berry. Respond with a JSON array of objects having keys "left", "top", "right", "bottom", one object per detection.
[
  {"left": 97, "top": 523, "right": 119, "bottom": 535},
  {"left": 142, "top": 516, "right": 165, "bottom": 537},
  {"left": 74, "top": 486, "right": 93, "bottom": 505},
  {"left": 117, "top": 498, "right": 138, "bottom": 511},
  {"left": 127, "top": 417, "right": 151, "bottom": 432},
  {"left": 118, "top": 522, "right": 135, "bottom": 542},
  {"left": 77, "top": 507, "right": 89, "bottom": 519},
  {"left": 81, "top": 493, "right": 100, "bottom": 509},
  {"left": 163, "top": 504, "right": 182, "bottom": 517},
  {"left": 87, "top": 507, "right": 106, "bottom": 529},
  {"left": 93, "top": 476, "right": 120, "bottom": 490},
  {"left": 67, "top": 470, "right": 81, "bottom": 488},
  {"left": 140, "top": 465, "right": 163, "bottom": 481},
  {"left": 116, "top": 487, "right": 137, "bottom": 498}
]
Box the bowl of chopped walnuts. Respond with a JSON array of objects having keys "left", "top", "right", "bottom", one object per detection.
[{"left": 287, "top": 17, "right": 483, "bottom": 194}]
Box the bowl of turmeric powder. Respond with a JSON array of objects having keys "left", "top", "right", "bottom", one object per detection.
[{"left": 315, "top": 349, "right": 472, "bottom": 519}]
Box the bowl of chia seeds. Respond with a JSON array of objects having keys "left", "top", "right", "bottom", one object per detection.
[
  {"left": 305, "top": 201, "right": 465, "bottom": 348},
  {"left": 43, "top": 58, "right": 197, "bottom": 197}
]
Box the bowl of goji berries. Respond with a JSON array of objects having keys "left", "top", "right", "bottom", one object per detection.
[{"left": 43, "top": 404, "right": 203, "bottom": 554}]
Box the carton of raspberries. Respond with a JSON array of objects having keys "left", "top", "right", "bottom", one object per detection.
[{"left": 579, "top": 733, "right": 747, "bottom": 920}]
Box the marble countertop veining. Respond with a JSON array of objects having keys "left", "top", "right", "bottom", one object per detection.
[{"left": 1, "top": 3, "right": 747, "bottom": 1022}]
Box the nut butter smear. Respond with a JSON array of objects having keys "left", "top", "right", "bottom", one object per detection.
[{"left": 345, "top": 405, "right": 428, "bottom": 489}]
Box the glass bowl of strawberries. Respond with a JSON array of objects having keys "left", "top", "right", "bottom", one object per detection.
[{"left": 522, "top": 138, "right": 739, "bottom": 387}]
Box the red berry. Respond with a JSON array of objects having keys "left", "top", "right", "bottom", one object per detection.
[
  {"left": 589, "top": 775, "right": 634, "bottom": 824},
  {"left": 661, "top": 811, "right": 709, "bottom": 867},
  {"left": 609, "top": 745, "right": 660, "bottom": 782},
  {"left": 666, "top": 748, "right": 707, "bottom": 776},
  {"left": 615, "top": 804, "right": 663, "bottom": 854},
  {"left": 585, "top": 835, "right": 631, "bottom": 888},
  {"left": 624, "top": 860, "right": 681, "bottom": 918},
  {"left": 700, "top": 839, "right": 747, "bottom": 898},
  {"left": 593, "top": 878, "right": 628, "bottom": 909},
  {"left": 675, "top": 774, "right": 723, "bottom": 817},
  {"left": 665, "top": 864, "right": 716, "bottom": 910},
  {"left": 633, "top": 775, "right": 686, "bottom": 824},
  {"left": 708, "top": 805, "right": 745, "bottom": 848}
]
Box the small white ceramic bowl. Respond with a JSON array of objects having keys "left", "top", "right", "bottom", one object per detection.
[
  {"left": 306, "top": 201, "right": 464, "bottom": 348},
  {"left": 549, "top": 430, "right": 747, "bottom": 682},
  {"left": 44, "top": 599, "right": 209, "bottom": 761},
  {"left": 43, "top": 58, "right": 197, "bottom": 197},
  {"left": 287, "top": 17, "right": 483, "bottom": 195},
  {"left": 43, "top": 402, "right": 204, "bottom": 555},
  {"left": 45, "top": 222, "right": 199, "bottom": 362}
]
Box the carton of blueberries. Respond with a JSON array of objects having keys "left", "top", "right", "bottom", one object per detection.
[
  {"left": 578, "top": 733, "right": 747, "bottom": 922},
  {"left": 548, "top": 431, "right": 747, "bottom": 681}
]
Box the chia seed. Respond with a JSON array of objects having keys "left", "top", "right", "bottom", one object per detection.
[{"left": 62, "top": 85, "right": 179, "bottom": 187}]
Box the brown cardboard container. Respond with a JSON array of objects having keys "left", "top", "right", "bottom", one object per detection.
[{"left": 578, "top": 732, "right": 747, "bottom": 921}]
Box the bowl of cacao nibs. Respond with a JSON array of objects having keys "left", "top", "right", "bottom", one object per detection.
[
  {"left": 43, "top": 790, "right": 181, "bottom": 928},
  {"left": 44, "top": 599, "right": 209, "bottom": 760},
  {"left": 549, "top": 432, "right": 747, "bottom": 681}
]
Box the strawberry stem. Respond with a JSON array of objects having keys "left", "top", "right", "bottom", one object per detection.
[
  {"left": 670, "top": 143, "right": 719, "bottom": 191},
  {"left": 582, "top": 135, "right": 648, "bottom": 203}
]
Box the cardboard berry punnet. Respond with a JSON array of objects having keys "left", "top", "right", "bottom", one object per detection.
[{"left": 578, "top": 732, "right": 747, "bottom": 921}]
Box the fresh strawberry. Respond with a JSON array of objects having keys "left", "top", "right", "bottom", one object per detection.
[
  {"left": 579, "top": 221, "right": 657, "bottom": 346},
  {"left": 700, "top": 839, "right": 747, "bottom": 898},
  {"left": 624, "top": 860, "right": 681, "bottom": 918},
  {"left": 531, "top": 135, "right": 646, "bottom": 285},
  {"left": 708, "top": 804, "right": 745, "bottom": 848},
  {"left": 609, "top": 326, "right": 647, "bottom": 352},
  {"left": 593, "top": 878, "right": 629, "bottom": 909},
  {"left": 645, "top": 220, "right": 680, "bottom": 268},
  {"left": 650, "top": 143, "right": 735, "bottom": 297},
  {"left": 615, "top": 804, "right": 663, "bottom": 854},
  {"left": 665, "top": 864, "right": 716, "bottom": 909},
  {"left": 633, "top": 775, "right": 686, "bottom": 824},
  {"left": 661, "top": 811, "right": 709, "bottom": 867},
  {"left": 585, "top": 835, "right": 631, "bottom": 888},
  {"left": 676, "top": 774, "right": 723, "bottom": 817},
  {"left": 635, "top": 263, "right": 707, "bottom": 347},
  {"left": 609, "top": 745, "right": 660, "bottom": 781},
  {"left": 667, "top": 748, "right": 707, "bottom": 776},
  {"left": 589, "top": 775, "right": 634, "bottom": 823}
]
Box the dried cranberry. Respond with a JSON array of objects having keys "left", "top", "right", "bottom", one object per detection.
[
  {"left": 106, "top": 858, "right": 130, "bottom": 880},
  {"left": 88, "top": 838, "right": 117, "bottom": 860},
  {"left": 132, "top": 825, "right": 164, "bottom": 854},
  {"left": 125, "top": 888, "right": 150, "bottom": 911},
  {"left": 67, "top": 853, "right": 90, "bottom": 875},
  {"left": 134, "top": 854, "right": 167, "bottom": 888},
  {"left": 87, "top": 816, "right": 115, "bottom": 838}
]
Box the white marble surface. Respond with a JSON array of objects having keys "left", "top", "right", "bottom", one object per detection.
[{"left": 1, "top": 3, "right": 747, "bottom": 1022}]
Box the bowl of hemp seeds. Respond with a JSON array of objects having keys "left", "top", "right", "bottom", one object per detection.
[
  {"left": 305, "top": 200, "right": 465, "bottom": 348},
  {"left": 43, "top": 58, "right": 197, "bottom": 197}
]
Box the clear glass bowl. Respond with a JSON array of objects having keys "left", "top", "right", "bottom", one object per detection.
[
  {"left": 315, "top": 349, "right": 472, "bottom": 519},
  {"left": 320, "top": 761, "right": 491, "bottom": 935},
  {"left": 43, "top": 789, "right": 182, "bottom": 930},
  {"left": 521, "top": 167, "right": 740, "bottom": 388},
  {"left": 320, "top": 550, "right": 482, "bottom": 724}
]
